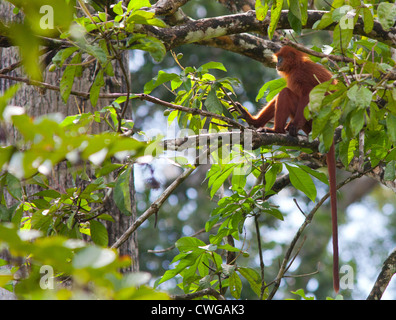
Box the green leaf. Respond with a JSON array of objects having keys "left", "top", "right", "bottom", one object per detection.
[
  {"left": 90, "top": 220, "right": 109, "bottom": 246},
  {"left": 32, "top": 190, "right": 61, "bottom": 199},
  {"left": 176, "top": 237, "right": 206, "bottom": 252},
  {"left": 347, "top": 85, "right": 373, "bottom": 109},
  {"left": 73, "top": 246, "right": 116, "bottom": 269},
  {"left": 0, "top": 84, "right": 20, "bottom": 120},
  {"left": 288, "top": 0, "right": 301, "bottom": 20},
  {"left": 66, "top": 211, "right": 76, "bottom": 230},
  {"left": 205, "top": 85, "right": 223, "bottom": 115},
  {"left": 157, "top": 251, "right": 201, "bottom": 285},
  {"left": 112, "top": 1, "right": 124, "bottom": 15},
  {"left": 255, "top": 0, "right": 268, "bottom": 21},
  {"left": 208, "top": 164, "right": 236, "bottom": 198},
  {"left": 83, "top": 44, "right": 107, "bottom": 65},
  {"left": 113, "top": 167, "right": 132, "bottom": 215},
  {"left": 321, "top": 122, "right": 336, "bottom": 151},
  {"left": 9, "top": 23, "right": 42, "bottom": 80},
  {"left": 299, "top": 0, "right": 308, "bottom": 25},
  {"left": 256, "top": 78, "right": 286, "bottom": 102},
  {"left": 339, "top": 138, "right": 357, "bottom": 167},
  {"left": 333, "top": 24, "right": 353, "bottom": 51},
  {"left": 128, "top": 11, "right": 166, "bottom": 28},
  {"left": 127, "top": 0, "right": 151, "bottom": 12},
  {"left": 0, "top": 146, "right": 15, "bottom": 170},
  {"left": 60, "top": 52, "right": 81, "bottom": 103},
  {"left": 291, "top": 288, "right": 315, "bottom": 300},
  {"left": 90, "top": 69, "right": 105, "bottom": 107},
  {"left": 384, "top": 160, "right": 396, "bottom": 181},
  {"left": 144, "top": 71, "right": 179, "bottom": 94},
  {"left": 229, "top": 272, "right": 242, "bottom": 299},
  {"left": 268, "top": 0, "right": 283, "bottom": 39},
  {"left": 130, "top": 36, "right": 166, "bottom": 62},
  {"left": 288, "top": 0, "right": 302, "bottom": 34},
  {"left": 307, "top": 80, "right": 333, "bottom": 114},
  {"left": 313, "top": 11, "right": 334, "bottom": 30},
  {"left": 362, "top": 6, "right": 374, "bottom": 34},
  {"left": 310, "top": 104, "right": 328, "bottom": 138},
  {"left": 285, "top": 164, "right": 316, "bottom": 202},
  {"left": 386, "top": 113, "right": 396, "bottom": 144},
  {"left": 265, "top": 163, "right": 282, "bottom": 193},
  {"left": 231, "top": 163, "right": 248, "bottom": 191},
  {"left": 349, "top": 109, "right": 365, "bottom": 137},
  {"left": 197, "top": 61, "right": 227, "bottom": 73},
  {"left": 239, "top": 267, "right": 266, "bottom": 299},
  {"left": 297, "top": 164, "right": 329, "bottom": 185},
  {"left": 6, "top": 173, "right": 22, "bottom": 200},
  {"left": 96, "top": 163, "right": 124, "bottom": 177},
  {"left": 377, "top": 2, "right": 396, "bottom": 31}
]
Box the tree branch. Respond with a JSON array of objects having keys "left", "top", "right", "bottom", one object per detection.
[
  {"left": 110, "top": 146, "right": 216, "bottom": 249},
  {"left": 171, "top": 287, "right": 225, "bottom": 300},
  {"left": 136, "top": 10, "right": 396, "bottom": 50},
  {"left": 0, "top": 74, "right": 245, "bottom": 130},
  {"left": 151, "top": 0, "right": 191, "bottom": 16},
  {"left": 3, "top": 72, "right": 395, "bottom": 197},
  {"left": 111, "top": 164, "right": 195, "bottom": 249},
  {"left": 367, "top": 248, "right": 396, "bottom": 300}
]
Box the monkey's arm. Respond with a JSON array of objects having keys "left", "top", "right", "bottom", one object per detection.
[{"left": 230, "top": 98, "right": 276, "bottom": 129}]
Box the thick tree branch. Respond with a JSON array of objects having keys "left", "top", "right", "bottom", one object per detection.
[
  {"left": 1, "top": 9, "right": 395, "bottom": 70},
  {"left": 137, "top": 10, "right": 396, "bottom": 50},
  {"left": 198, "top": 34, "right": 280, "bottom": 66}
]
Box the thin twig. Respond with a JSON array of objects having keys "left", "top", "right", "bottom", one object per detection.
[
  {"left": 171, "top": 287, "right": 225, "bottom": 300},
  {"left": 254, "top": 214, "right": 266, "bottom": 300},
  {"left": 147, "top": 222, "right": 223, "bottom": 254},
  {"left": 110, "top": 165, "right": 195, "bottom": 249},
  {"left": 111, "top": 146, "right": 216, "bottom": 249}
]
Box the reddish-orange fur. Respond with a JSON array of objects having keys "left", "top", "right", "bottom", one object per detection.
[{"left": 233, "top": 46, "right": 339, "bottom": 293}]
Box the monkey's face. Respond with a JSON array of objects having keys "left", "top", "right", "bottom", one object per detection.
[
  {"left": 275, "top": 55, "right": 284, "bottom": 71},
  {"left": 274, "top": 48, "right": 296, "bottom": 73}
]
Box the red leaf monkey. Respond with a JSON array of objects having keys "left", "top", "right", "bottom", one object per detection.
[{"left": 232, "top": 46, "right": 339, "bottom": 293}]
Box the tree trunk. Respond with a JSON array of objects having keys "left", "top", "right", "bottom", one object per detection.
[{"left": 0, "top": 1, "right": 138, "bottom": 277}]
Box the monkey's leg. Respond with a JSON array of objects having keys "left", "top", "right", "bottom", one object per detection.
[{"left": 273, "top": 88, "right": 298, "bottom": 133}]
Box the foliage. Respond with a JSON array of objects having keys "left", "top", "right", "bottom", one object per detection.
[
  {"left": 0, "top": 223, "right": 168, "bottom": 299},
  {"left": 0, "top": 0, "right": 396, "bottom": 300}
]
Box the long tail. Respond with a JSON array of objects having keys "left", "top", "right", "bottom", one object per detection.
[{"left": 326, "top": 143, "right": 339, "bottom": 293}]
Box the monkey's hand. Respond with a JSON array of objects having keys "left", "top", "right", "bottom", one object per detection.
[{"left": 229, "top": 102, "right": 248, "bottom": 119}]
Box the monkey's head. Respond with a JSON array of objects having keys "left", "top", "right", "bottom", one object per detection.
[{"left": 274, "top": 46, "right": 309, "bottom": 73}]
